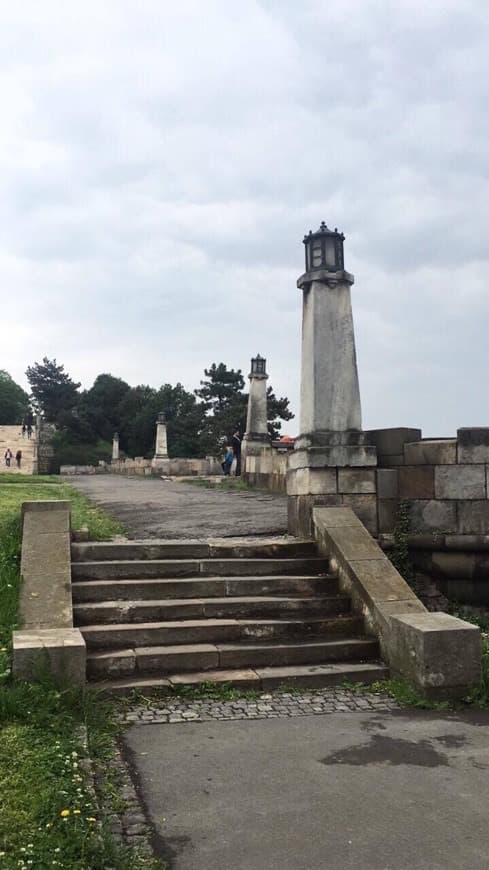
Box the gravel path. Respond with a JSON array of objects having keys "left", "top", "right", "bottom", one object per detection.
[{"left": 66, "top": 475, "right": 288, "bottom": 538}]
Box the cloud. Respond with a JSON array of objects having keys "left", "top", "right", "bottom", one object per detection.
[{"left": 1, "top": 0, "right": 488, "bottom": 437}]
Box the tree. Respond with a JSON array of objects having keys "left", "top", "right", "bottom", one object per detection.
[
  {"left": 0, "top": 370, "right": 30, "bottom": 424},
  {"left": 195, "top": 363, "right": 245, "bottom": 413},
  {"left": 79, "top": 374, "right": 131, "bottom": 442},
  {"left": 118, "top": 383, "right": 208, "bottom": 458},
  {"left": 26, "top": 357, "right": 81, "bottom": 423},
  {"left": 266, "top": 386, "right": 294, "bottom": 439}
]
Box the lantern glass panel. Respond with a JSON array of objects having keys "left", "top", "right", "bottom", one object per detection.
[
  {"left": 312, "top": 241, "right": 322, "bottom": 267},
  {"left": 324, "top": 237, "right": 336, "bottom": 268}
]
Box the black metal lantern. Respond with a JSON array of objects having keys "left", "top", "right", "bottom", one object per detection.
[
  {"left": 251, "top": 354, "right": 267, "bottom": 376},
  {"left": 303, "top": 222, "right": 345, "bottom": 273}
]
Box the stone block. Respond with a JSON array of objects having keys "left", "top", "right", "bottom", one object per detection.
[
  {"left": 458, "top": 501, "right": 489, "bottom": 534},
  {"left": 409, "top": 500, "right": 457, "bottom": 533},
  {"left": 435, "top": 465, "right": 486, "bottom": 500},
  {"left": 457, "top": 428, "right": 489, "bottom": 463},
  {"left": 366, "top": 428, "right": 422, "bottom": 456},
  {"left": 404, "top": 439, "right": 457, "bottom": 465},
  {"left": 377, "top": 453, "right": 405, "bottom": 467},
  {"left": 377, "top": 469, "right": 398, "bottom": 499},
  {"left": 389, "top": 613, "right": 481, "bottom": 697},
  {"left": 398, "top": 466, "right": 434, "bottom": 499},
  {"left": 288, "top": 445, "right": 376, "bottom": 470},
  {"left": 432, "top": 551, "right": 476, "bottom": 580},
  {"left": 13, "top": 629, "right": 86, "bottom": 686},
  {"left": 378, "top": 499, "right": 398, "bottom": 533},
  {"left": 341, "top": 494, "right": 378, "bottom": 536},
  {"left": 288, "top": 494, "right": 342, "bottom": 537},
  {"left": 286, "top": 467, "right": 337, "bottom": 497},
  {"left": 337, "top": 469, "right": 376, "bottom": 494}
]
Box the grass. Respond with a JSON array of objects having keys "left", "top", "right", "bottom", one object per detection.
[{"left": 0, "top": 475, "right": 164, "bottom": 868}]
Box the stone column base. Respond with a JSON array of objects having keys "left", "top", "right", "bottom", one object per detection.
[{"left": 287, "top": 440, "right": 378, "bottom": 537}]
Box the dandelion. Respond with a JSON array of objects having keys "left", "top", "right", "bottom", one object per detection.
[
  {"left": 60, "top": 809, "right": 70, "bottom": 817},
  {"left": 86, "top": 817, "right": 97, "bottom": 822},
  {"left": 73, "top": 809, "right": 81, "bottom": 815},
  {"left": 0, "top": 647, "right": 6, "bottom": 652}
]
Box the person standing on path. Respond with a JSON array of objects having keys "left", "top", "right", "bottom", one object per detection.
[
  {"left": 232, "top": 429, "right": 242, "bottom": 477},
  {"left": 221, "top": 445, "right": 234, "bottom": 476},
  {"left": 4, "top": 448, "right": 12, "bottom": 468},
  {"left": 15, "top": 450, "right": 22, "bottom": 469}
]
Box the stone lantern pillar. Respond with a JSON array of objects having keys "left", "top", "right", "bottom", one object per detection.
[
  {"left": 287, "top": 223, "right": 377, "bottom": 535},
  {"left": 112, "top": 432, "right": 120, "bottom": 462},
  {"left": 242, "top": 355, "right": 272, "bottom": 485},
  {"left": 153, "top": 412, "right": 168, "bottom": 461}
]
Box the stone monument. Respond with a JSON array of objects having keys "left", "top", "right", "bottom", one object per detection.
[
  {"left": 287, "top": 222, "right": 377, "bottom": 536},
  {"left": 112, "top": 432, "right": 120, "bottom": 462},
  {"left": 152, "top": 412, "right": 169, "bottom": 467}
]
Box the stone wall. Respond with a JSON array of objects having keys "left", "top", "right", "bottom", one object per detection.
[
  {"left": 242, "top": 441, "right": 293, "bottom": 492},
  {"left": 369, "top": 427, "right": 489, "bottom": 604},
  {"left": 61, "top": 456, "right": 222, "bottom": 477}
]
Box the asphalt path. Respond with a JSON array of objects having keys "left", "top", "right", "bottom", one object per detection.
[
  {"left": 66, "top": 475, "right": 287, "bottom": 539},
  {"left": 124, "top": 708, "right": 489, "bottom": 870}
]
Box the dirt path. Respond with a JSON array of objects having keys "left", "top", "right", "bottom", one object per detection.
[{"left": 66, "top": 475, "right": 288, "bottom": 539}]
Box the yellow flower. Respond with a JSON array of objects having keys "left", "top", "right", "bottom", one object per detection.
[
  {"left": 73, "top": 809, "right": 81, "bottom": 815},
  {"left": 86, "top": 817, "right": 97, "bottom": 823},
  {"left": 60, "top": 809, "right": 70, "bottom": 817},
  {"left": 0, "top": 648, "right": 6, "bottom": 652}
]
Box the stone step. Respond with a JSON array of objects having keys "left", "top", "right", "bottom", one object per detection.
[
  {"left": 72, "top": 575, "right": 339, "bottom": 603},
  {"left": 71, "top": 538, "right": 317, "bottom": 562},
  {"left": 74, "top": 594, "right": 351, "bottom": 626},
  {"left": 87, "top": 637, "right": 380, "bottom": 678},
  {"left": 81, "top": 615, "right": 364, "bottom": 650},
  {"left": 72, "top": 557, "right": 327, "bottom": 581},
  {"left": 91, "top": 661, "right": 389, "bottom": 696}
]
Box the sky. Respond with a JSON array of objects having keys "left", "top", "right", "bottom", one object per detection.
[{"left": 1, "top": 0, "right": 489, "bottom": 437}]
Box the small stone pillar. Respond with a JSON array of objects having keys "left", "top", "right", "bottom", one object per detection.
[
  {"left": 287, "top": 223, "right": 377, "bottom": 536},
  {"left": 242, "top": 355, "right": 272, "bottom": 486},
  {"left": 152, "top": 412, "right": 169, "bottom": 469},
  {"left": 112, "top": 432, "right": 120, "bottom": 462}
]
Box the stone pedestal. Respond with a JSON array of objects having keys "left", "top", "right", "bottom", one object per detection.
[
  {"left": 243, "top": 356, "right": 270, "bottom": 480},
  {"left": 152, "top": 413, "right": 168, "bottom": 467},
  {"left": 112, "top": 432, "right": 120, "bottom": 461},
  {"left": 287, "top": 432, "right": 378, "bottom": 536}
]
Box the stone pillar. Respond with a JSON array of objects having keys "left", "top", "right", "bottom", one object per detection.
[
  {"left": 152, "top": 413, "right": 169, "bottom": 470},
  {"left": 242, "top": 355, "right": 272, "bottom": 486},
  {"left": 287, "top": 223, "right": 377, "bottom": 536},
  {"left": 112, "top": 432, "right": 120, "bottom": 462}
]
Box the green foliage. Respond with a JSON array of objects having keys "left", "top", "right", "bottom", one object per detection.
[
  {"left": 0, "top": 371, "right": 30, "bottom": 425},
  {"left": 364, "top": 678, "right": 451, "bottom": 710},
  {"left": 266, "top": 385, "right": 294, "bottom": 439},
  {"left": 50, "top": 434, "right": 113, "bottom": 470},
  {"left": 26, "top": 357, "right": 80, "bottom": 423},
  {"left": 389, "top": 500, "right": 416, "bottom": 587}
]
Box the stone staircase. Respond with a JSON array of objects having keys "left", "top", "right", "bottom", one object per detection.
[
  {"left": 0, "top": 425, "right": 36, "bottom": 474},
  {"left": 71, "top": 538, "right": 388, "bottom": 694}
]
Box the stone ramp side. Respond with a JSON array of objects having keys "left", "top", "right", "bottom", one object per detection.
[
  {"left": 0, "top": 424, "right": 36, "bottom": 474},
  {"left": 66, "top": 475, "right": 288, "bottom": 538}
]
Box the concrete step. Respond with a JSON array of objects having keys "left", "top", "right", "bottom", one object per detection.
[
  {"left": 71, "top": 538, "right": 318, "bottom": 562},
  {"left": 72, "top": 575, "right": 339, "bottom": 603},
  {"left": 91, "top": 661, "right": 389, "bottom": 696},
  {"left": 72, "top": 557, "right": 327, "bottom": 581},
  {"left": 87, "top": 637, "right": 380, "bottom": 678},
  {"left": 74, "top": 595, "right": 351, "bottom": 625},
  {"left": 81, "top": 615, "right": 364, "bottom": 650}
]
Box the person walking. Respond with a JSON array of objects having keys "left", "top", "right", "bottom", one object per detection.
[
  {"left": 4, "top": 448, "right": 13, "bottom": 468},
  {"left": 27, "top": 423, "right": 33, "bottom": 439},
  {"left": 232, "top": 429, "right": 242, "bottom": 477},
  {"left": 21, "top": 422, "right": 26, "bottom": 438},
  {"left": 15, "top": 450, "right": 22, "bottom": 469},
  {"left": 221, "top": 445, "right": 234, "bottom": 476}
]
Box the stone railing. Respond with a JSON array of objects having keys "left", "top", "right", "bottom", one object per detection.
[{"left": 61, "top": 456, "right": 222, "bottom": 477}]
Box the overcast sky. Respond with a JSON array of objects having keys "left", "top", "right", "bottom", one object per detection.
[{"left": 1, "top": 0, "right": 488, "bottom": 436}]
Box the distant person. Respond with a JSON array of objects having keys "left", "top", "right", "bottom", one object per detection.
[
  {"left": 221, "top": 445, "right": 233, "bottom": 476},
  {"left": 15, "top": 450, "right": 22, "bottom": 469},
  {"left": 21, "top": 422, "right": 26, "bottom": 438},
  {"left": 27, "top": 423, "right": 33, "bottom": 439},
  {"left": 232, "top": 429, "right": 242, "bottom": 476},
  {"left": 4, "top": 448, "right": 12, "bottom": 468}
]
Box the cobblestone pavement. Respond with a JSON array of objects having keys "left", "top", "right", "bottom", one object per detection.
[
  {"left": 66, "top": 475, "right": 287, "bottom": 538},
  {"left": 122, "top": 688, "right": 400, "bottom": 725}
]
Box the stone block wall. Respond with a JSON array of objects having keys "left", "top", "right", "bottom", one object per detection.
[
  {"left": 61, "top": 456, "right": 222, "bottom": 477},
  {"left": 243, "top": 441, "right": 293, "bottom": 492}
]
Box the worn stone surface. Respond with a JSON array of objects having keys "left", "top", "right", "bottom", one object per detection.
[
  {"left": 366, "top": 427, "right": 421, "bottom": 456},
  {"left": 435, "top": 465, "right": 486, "bottom": 500},
  {"left": 298, "top": 276, "right": 362, "bottom": 435},
  {"left": 398, "top": 466, "right": 435, "bottom": 499},
  {"left": 124, "top": 705, "right": 489, "bottom": 870},
  {"left": 341, "top": 494, "right": 378, "bottom": 535},
  {"left": 378, "top": 499, "right": 398, "bottom": 533},
  {"left": 409, "top": 500, "right": 457, "bottom": 533},
  {"left": 457, "top": 428, "right": 489, "bottom": 463},
  {"left": 66, "top": 476, "right": 288, "bottom": 538},
  {"left": 20, "top": 501, "right": 72, "bottom": 630},
  {"left": 404, "top": 439, "right": 457, "bottom": 465},
  {"left": 286, "top": 466, "right": 337, "bottom": 496},
  {"left": 377, "top": 469, "right": 399, "bottom": 499},
  {"left": 13, "top": 628, "right": 86, "bottom": 686},
  {"left": 289, "top": 444, "right": 377, "bottom": 470},
  {"left": 458, "top": 501, "right": 489, "bottom": 535},
  {"left": 245, "top": 366, "right": 268, "bottom": 438},
  {"left": 337, "top": 468, "right": 376, "bottom": 494}
]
